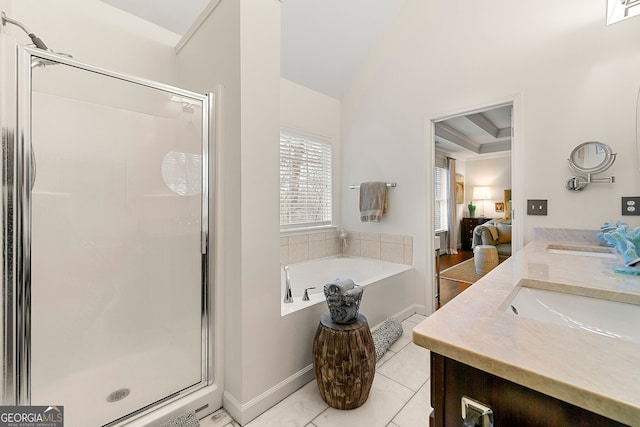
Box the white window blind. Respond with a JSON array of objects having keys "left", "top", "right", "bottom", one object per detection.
[
  {"left": 434, "top": 166, "right": 448, "bottom": 232},
  {"left": 280, "top": 130, "right": 332, "bottom": 229}
]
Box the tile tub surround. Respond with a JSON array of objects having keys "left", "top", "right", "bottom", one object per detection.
[
  {"left": 412, "top": 239, "right": 640, "bottom": 426},
  {"left": 280, "top": 231, "right": 413, "bottom": 266}
]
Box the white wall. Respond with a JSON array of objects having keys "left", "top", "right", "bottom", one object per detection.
[
  {"left": 176, "top": 0, "right": 243, "bottom": 407},
  {"left": 237, "top": 0, "right": 282, "bottom": 409},
  {"left": 341, "top": 0, "right": 640, "bottom": 314},
  {"left": 179, "top": 2, "right": 324, "bottom": 425}
]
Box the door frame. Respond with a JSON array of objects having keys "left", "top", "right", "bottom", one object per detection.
[{"left": 426, "top": 94, "right": 523, "bottom": 313}]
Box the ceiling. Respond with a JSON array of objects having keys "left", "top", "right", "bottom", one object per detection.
[
  {"left": 435, "top": 105, "right": 513, "bottom": 160},
  {"left": 99, "top": 0, "right": 210, "bottom": 35},
  {"left": 280, "top": 0, "right": 407, "bottom": 99},
  {"left": 99, "top": 0, "right": 407, "bottom": 100},
  {"left": 98, "top": 0, "right": 511, "bottom": 159}
]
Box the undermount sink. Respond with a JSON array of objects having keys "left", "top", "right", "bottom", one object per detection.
[
  {"left": 503, "top": 279, "right": 640, "bottom": 343},
  {"left": 546, "top": 243, "right": 617, "bottom": 258}
]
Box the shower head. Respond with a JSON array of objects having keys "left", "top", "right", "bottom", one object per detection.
[
  {"left": 2, "top": 11, "right": 73, "bottom": 67},
  {"left": 1, "top": 11, "right": 49, "bottom": 51}
]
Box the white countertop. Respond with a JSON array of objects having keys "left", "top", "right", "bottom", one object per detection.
[{"left": 413, "top": 239, "right": 640, "bottom": 425}]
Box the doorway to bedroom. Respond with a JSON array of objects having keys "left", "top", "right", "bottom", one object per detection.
[{"left": 431, "top": 100, "right": 516, "bottom": 309}]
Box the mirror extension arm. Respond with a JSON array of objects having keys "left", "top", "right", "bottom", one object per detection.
[{"left": 566, "top": 141, "right": 616, "bottom": 192}]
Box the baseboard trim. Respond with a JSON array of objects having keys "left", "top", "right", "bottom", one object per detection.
[
  {"left": 369, "top": 304, "right": 424, "bottom": 332},
  {"left": 391, "top": 304, "right": 423, "bottom": 322},
  {"left": 223, "top": 364, "right": 315, "bottom": 425},
  {"left": 412, "top": 304, "right": 427, "bottom": 317}
]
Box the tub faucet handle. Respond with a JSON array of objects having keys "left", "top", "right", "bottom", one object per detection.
[{"left": 302, "top": 287, "right": 316, "bottom": 301}]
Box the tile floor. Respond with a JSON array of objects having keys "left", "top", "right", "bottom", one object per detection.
[{"left": 199, "top": 314, "right": 432, "bottom": 427}]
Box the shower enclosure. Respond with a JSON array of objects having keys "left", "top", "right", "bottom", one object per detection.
[{"left": 1, "top": 42, "right": 218, "bottom": 426}]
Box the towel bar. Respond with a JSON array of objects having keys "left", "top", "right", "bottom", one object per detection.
[{"left": 349, "top": 182, "right": 396, "bottom": 189}]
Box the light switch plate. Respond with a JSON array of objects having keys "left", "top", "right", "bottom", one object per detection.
[
  {"left": 527, "top": 199, "right": 548, "bottom": 216},
  {"left": 622, "top": 197, "right": 640, "bottom": 216}
]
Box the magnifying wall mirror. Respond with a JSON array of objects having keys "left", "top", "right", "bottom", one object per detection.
[{"left": 566, "top": 141, "right": 616, "bottom": 191}]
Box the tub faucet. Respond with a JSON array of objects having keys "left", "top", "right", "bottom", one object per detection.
[
  {"left": 302, "top": 287, "right": 316, "bottom": 301},
  {"left": 339, "top": 227, "right": 349, "bottom": 257},
  {"left": 283, "top": 265, "right": 293, "bottom": 303}
]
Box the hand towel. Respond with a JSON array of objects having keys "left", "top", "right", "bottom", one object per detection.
[{"left": 359, "top": 182, "right": 388, "bottom": 222}]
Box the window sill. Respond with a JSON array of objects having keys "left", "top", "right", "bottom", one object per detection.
[{"left": 280, "top": 225, "right": 337, "bottom": 236}]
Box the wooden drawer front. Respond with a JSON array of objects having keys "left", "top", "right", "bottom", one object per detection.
[{"left": 461, "top": 218, "right": 480, "bottom": 250}]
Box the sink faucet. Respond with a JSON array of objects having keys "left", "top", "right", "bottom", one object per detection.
[{"left": 283, "top": 265, "right": 293, "bottom": 303}]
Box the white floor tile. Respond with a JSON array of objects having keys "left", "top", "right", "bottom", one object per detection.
[
  {"left": 387, "top": 423, "right": 400, "bottom": 427},
  {"left": 408, "top": 314, "right": 426, "bottom": 323},
  {"left": 312, "top": 373, "right": 414, "bottom": 427},
  {"left": 401, "top": 319, "right": 418, "bottom": 330},
  {"left": 392, "top": 380, "right": 432, "bottom": 427},
  {"left": 376, "top": 349, "right": 396, "bottom": 369},
  {"left": 401, "top": 323, "right": 418, "bottom": 331},
  {"left": 245, "top": 381, "right": 328, "bottom": 427},
  {"left": 377, "top": 344, "right": 430, "bottom": 392},
  {"left": 388, "top": 335, "right": 411, "bottom": 352},
  {"left": 199, "top": 408, "right": 239, "bottom": 427}
]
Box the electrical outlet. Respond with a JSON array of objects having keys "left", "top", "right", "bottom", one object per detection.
[
  {"left": 622, "top": 197, "right": 640, "bottom": 216},
  {"left": 527, "top": 199, "right": 548, "bottom": 216}
]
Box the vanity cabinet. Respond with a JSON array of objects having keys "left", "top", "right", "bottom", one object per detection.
[
  {"left": 430, "top": 353, "right": 627, "bottom": 427},
  {"left": 460, "top": 217, "right": 492, "bottom": 251}
]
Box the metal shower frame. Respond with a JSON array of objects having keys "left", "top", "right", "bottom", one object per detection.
[{"left": 2, "top": 44, "right": 214, "bottom": 424}]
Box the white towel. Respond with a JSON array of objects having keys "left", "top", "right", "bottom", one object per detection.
[
  {"left": 325, "top": 278, "right": 355, "bottom": 293},
  {"left": 359, "top": 182, "right": 388, "bottom": 222}
]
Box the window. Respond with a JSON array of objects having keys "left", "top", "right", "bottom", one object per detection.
[
  {"left": 434, "top": 166, "right": 448, "bottom": 232},
  {"left": 280, "top": 129, "right": 332, "bottom": 229}
]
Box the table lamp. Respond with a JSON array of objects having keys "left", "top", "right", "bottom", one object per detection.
[{"left": 472, "top": 186, "right": 491, "bottom": 217}]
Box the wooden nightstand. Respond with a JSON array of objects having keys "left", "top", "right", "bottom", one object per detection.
[{"left": 460, "top": 217, "right": 492, "bottom": 250}]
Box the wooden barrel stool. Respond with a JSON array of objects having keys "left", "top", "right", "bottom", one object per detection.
[{"left": 312, "top": 313, "right": 375, "bottom": 410}]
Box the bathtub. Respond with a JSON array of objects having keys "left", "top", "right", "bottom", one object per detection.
[{"left": 281, "top": 256, "right": 415, "bottom": 327}]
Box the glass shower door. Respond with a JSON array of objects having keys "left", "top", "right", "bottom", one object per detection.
[{"left": 17, "top": 48, "right": 209, "bottom": 426}]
